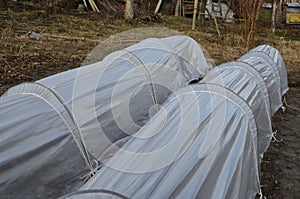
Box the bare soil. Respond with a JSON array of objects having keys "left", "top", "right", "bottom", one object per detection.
[
  {"left": 261, "top": 87, "right": 300, "bottom": 199},
  {"left": 0, "top": 2, "right": 299, "bottom": 198}
]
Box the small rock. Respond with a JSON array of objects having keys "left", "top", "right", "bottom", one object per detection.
[{"left": 26, "top": 32, "right": 43, "bottom": 40}]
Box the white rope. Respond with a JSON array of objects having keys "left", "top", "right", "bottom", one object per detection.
[
  {"left": 281, "top": 104, "right": 286, "bottom": 113},
  {"left": 283, "top": 96, "right": 300, "bottom": 112},
  {"left": 82, "top": 159, "right": 102, "bottom": 182},
  {"left": 258, "top": 188, "right": 267, "bottom": 199},
  {"left": 271, "top": 130, "right": 283, "bottom": 143}
]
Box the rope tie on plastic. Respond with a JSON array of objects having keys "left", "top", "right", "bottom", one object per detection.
[
  {"left": 82, "top": 159, "right": 101, "bottom": 183},
  {"left": 258, "top": 188, "right": 267, "bottom": 199},
  {"left": 281, "top": 104, "right": 286, "bottom": 113},
  {"left": 281, "top": 101, "right": 286, "bottom": 113},
  {"left": 271, "top": 130, "right": 283, "bottom": 143},
  {"left": 283, "top": 96, "right": 300, "bottom": 112}
]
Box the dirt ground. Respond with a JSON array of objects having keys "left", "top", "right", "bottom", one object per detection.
[
  {"left": 261, "top": 87, "right": 300, "bottom": 198},
  {"left": 0, "top": 2, "right": 299, "bottom": 198}
]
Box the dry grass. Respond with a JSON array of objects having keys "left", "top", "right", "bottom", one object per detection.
[
  {"left": 1, "top": 9, "right": 299, "bottom": 94},
  {"left": 277, "top": 39, "right": 300, "bottom": 86}
]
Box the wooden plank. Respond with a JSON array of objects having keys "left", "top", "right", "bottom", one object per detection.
[{"left": 192, "top": 0, "right": 198, "bottom": 30}]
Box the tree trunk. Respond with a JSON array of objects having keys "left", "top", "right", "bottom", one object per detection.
[
  {"left": 200, "top": 0, "right": 207, "bottom": 25},
  {"left": 246, "top": 0, "right": 263, "bottom": 47},
  {"left": 255, "top": 0, "right": 263, "bottom": 21},
  {"left": 276, "top": 0, "right": 283, "bottom": 25},
  {"left": 175, "top": 0, "right": 181, "bottom": 16},
  {"left": 0, "top": 0, "right": 7, "bottom": 10},
  {"left": 272, "top": 0, "right": 277, "bottom": 35},
  {"left": 125, "top": 0, "right": 134, "bottom": 20}
]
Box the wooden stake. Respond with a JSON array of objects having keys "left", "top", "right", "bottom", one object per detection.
[
  {"left": 83, "top": 0, "right": 88, "bottom": 9},
  {"left": 212, "top": 12, "right": 221, "bottom": 37},
  {"left": 192, "top": 0, "right": 199, "bottom": 30},
  {"left": 175, "top": 0, "right": 181, "bottom": 16},
  {"left": 155, "top": 0, "right": 163, "bottom": 14}
]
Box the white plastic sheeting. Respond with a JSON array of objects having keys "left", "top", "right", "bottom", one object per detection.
[
  {"left": 0, "top": 36, "right": 211, "bottom": 199},
  {"left": 0, "top": 83, "right": 91, "bottom": 198},
  {"left": 238, "top": 45, "right": 289, "bottom": 115},
  {"left": 36, "top": 36, "right": 210, "bottom": 162},
  {"left": 160, "top": 35, "right": 213, "bottom": 75},
  {"left": 238, "top": 51, "right": 283, "bottom": 115},
  {"left": 66, "top": 44, "right": 288, "bottom": 199},
  {"left": 250, "top": 45, "right": 289, "bottom": 96},
  {"left": 77, "top": 84, "right": 260, "bottom": 199},
  {"left": 200, "top": 61, "right": 273, "bottom": 157}
]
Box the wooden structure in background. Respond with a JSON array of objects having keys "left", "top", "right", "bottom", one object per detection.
[
  {"left": 285, "top": 3, "right": 300, "bottom": 24},
  {"left": 0, "top": 0, "right": 7, "bottom": 10},
  {"left": 182, "top": 0, "right": 200, "bottom": 16}
]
